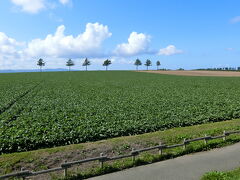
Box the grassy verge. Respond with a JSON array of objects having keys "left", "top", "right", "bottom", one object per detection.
[
  {"left": 202, "top": 168, "right": 240, "bottom": 180},
  {"left": 62, "top": 137, "right": 240, "bottom": 180},
  {"left": 1, "top": 119, "right": 240, "bottom": 179}
]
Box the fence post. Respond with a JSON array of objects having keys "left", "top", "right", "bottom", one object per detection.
[
  {"left": 131, "top": 148, "right": 137, "bottom": 164},
  {"left": 183, "top": 138, "right": 187, "bottom": 150},
  {"left": 99, "top": 153, "right": 104, "bottom": 169},
  {"left": 63, "top": 160, "right": 67, "bottom": 177},
  {"left": 159, "top": 142, "right": 163, "bottom": 155},
  {"left": 204, "top": 134, "right": 208, "bottom": 145},
  {"left": 21, "top": 168, "right": 25, "bottom": 180},
  {"left": 223, "top": 130, "right": 226, "bottom": 141}
]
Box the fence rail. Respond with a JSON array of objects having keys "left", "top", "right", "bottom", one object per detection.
[{"left": 1, "top": 130, "right": 240, "bottom": 179}]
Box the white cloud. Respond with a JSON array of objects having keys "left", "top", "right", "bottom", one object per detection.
[
  {"left": 230, "top": 16, "right": 240, "bottom": 24},
  {"left": 0, "top": 32, "right": 22, "bottom": 54},
  {"left": 25, "top": 23, "right": 112, "bottom": 58},
  {"left": 158, "top": 45, "right": 183, "bottom": 56},
  {"left": 10, "top": 0, "right": 45, "bottom": 13},
  {"left": 10, "top": 0, "right": 71, "bottom": 14},
  {"left": 114, "top": 32, "right": 151, "bottom": 56},
  {"left": 59, "top": 0, "right": 70, "bottom": 5},
  {"left": 0, "top": 32, "right": 28, "bottom": 70}
]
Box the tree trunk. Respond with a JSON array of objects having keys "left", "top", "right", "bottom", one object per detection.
[
  {"left": 106, "top": 66, "right": 107, "bottom": 71},
  {"left": 147, "top": 66, "right": 148, "bottom": 71},
  {"left": 86, "top": 65, "right": 87, "bottom": 71},
  {"left": 40, "top": 66, "right": 42, "bottom": 72},
  {"left": 69, "top": 66, "right": 70, "bottom": 71},
  {"left": 136, "top": 65, "right": 138, "bottom": 71}
]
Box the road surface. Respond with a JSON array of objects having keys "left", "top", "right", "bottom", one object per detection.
[{"left": 89, "top": 142, "right": 240, "bottom": 180}]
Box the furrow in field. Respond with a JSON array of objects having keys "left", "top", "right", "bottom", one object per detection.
[
  {"left": 0, "top": 83, "right": 41, "bottom": 116},
  {"left": 1, "top": 83, "right": 41, "bottom": 124}
]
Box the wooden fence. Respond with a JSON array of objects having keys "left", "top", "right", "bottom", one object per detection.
[{"left": 0, "top": 130, "right": 239, "bottom": 179}]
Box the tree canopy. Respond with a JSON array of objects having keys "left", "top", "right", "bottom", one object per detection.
[
  {"left": 37, "top": 58, "right": 45, "bottom": 72},
  {"left": 103, "top": 59, "right": 112, "bottom": 70},
  {"left": 82, "top": 58, "right": 91, "bottom": 66},
  {"left": 145, "top": 59, "right": 152, "bottom": 70},
  {"left": 66, "top": 59, "right": 75, "bottom": 71},
  {"left": 37, "top": 58, "right": 45, "bottom": 67},
  {"left": 82, "top": 58, "right": 91, "bottom": 71},
  {"left": 156, "top": 61, "right": 161, "bottom": 70},
  {"left": 66, "top": 59, "right": 74, "bottom": 67},
  {"left": 134, "top": 59, "right": 142, "bottom": 70}
]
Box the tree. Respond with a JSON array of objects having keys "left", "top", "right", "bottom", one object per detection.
[
  {"left": 66, "top": 59, "right": 75, "bottom": 71},
  {"left": 82, "top": 58, "right": 91, "bottom": 71},
  {"left": 145, "top": 59, "right": 152, "bottom": 70},
  {"left": 37, "top": 58, "right": 45, "bottom": 72},
  {"left": 103, "top": 59, "right": 112, "bottom": 71},
  {"left": 134, "top": 59, "right": 142, "bottom": 70},
  {"left": 156, "top": 61, "right": 161, "bottom": 70}
]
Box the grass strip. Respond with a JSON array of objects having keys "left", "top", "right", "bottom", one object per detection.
[{"left": 201, "top": 167, "right": 240, "bottom": 180}]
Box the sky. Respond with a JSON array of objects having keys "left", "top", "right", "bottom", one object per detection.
[{"left": 0, "top": 0, "right": 240, "bottom": 70}]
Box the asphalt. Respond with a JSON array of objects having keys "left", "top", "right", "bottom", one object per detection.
[{"left": 89, "top": 142, "right": 240, "bottom": 180}]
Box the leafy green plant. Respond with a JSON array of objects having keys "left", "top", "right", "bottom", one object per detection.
[{"left": 1, "top": 71, "right": 240, "bottom": 153}]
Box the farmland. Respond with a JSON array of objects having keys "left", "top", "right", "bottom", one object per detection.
[
  {"left": 1, "top": 71, "right": 240, "bottom": 154},
  {"left": 140, "top": 70, "right": 240, "bottom": 77}
]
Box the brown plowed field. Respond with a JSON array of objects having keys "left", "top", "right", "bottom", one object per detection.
[{"left": 139, "top": 70, "right": 240, "bottom": 77}]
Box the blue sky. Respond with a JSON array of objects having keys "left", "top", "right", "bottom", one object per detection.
[{"left": 0, "top": 0, "right": 240, "bottom": 70}]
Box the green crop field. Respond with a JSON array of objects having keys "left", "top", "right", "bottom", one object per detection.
[{"left": 1, "top": 71, "right": 240, "bottom": 154}]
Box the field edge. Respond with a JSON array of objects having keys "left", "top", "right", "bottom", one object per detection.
[
  {"left": 138, "top": 70, "right": 240, "bottom": 77},
  {"left": 1, "top": 118, "right": 240, "bottom": 179}
]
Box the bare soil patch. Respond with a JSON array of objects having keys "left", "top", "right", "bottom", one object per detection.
[{"left": 139, "top": 70, "right": 240, "bottom": 77}]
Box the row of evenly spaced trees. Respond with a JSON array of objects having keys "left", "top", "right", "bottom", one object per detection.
[{"left": 37, "top": 58, "right": 160, "bottom": 72}]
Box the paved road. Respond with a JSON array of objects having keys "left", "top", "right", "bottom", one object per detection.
[{"left": 89, "top": 142, "right": 240, "bottom": 180}]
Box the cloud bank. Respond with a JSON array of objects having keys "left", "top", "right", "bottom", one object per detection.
[{"left": 25, "top": 23, "right": 112, "bottom": 58}]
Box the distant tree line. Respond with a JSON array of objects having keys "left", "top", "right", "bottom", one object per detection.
[
  {"left": 196, "top": 67, "right": 240, "bottom": 71},
  {"left": 37, "top": 58, "right": 163, "bottom": 72}
]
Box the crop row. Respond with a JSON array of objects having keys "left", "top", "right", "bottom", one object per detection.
[{"left": 1, "top": 71, "right": 240, "bottom": 153}]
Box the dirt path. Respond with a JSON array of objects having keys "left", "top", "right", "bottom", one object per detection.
[
  {"left": 139, "top": 70, "right": 240, "bottom": 77},
  {"left": 90, "top": 142, "right": 240, "bottom": 180}
]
